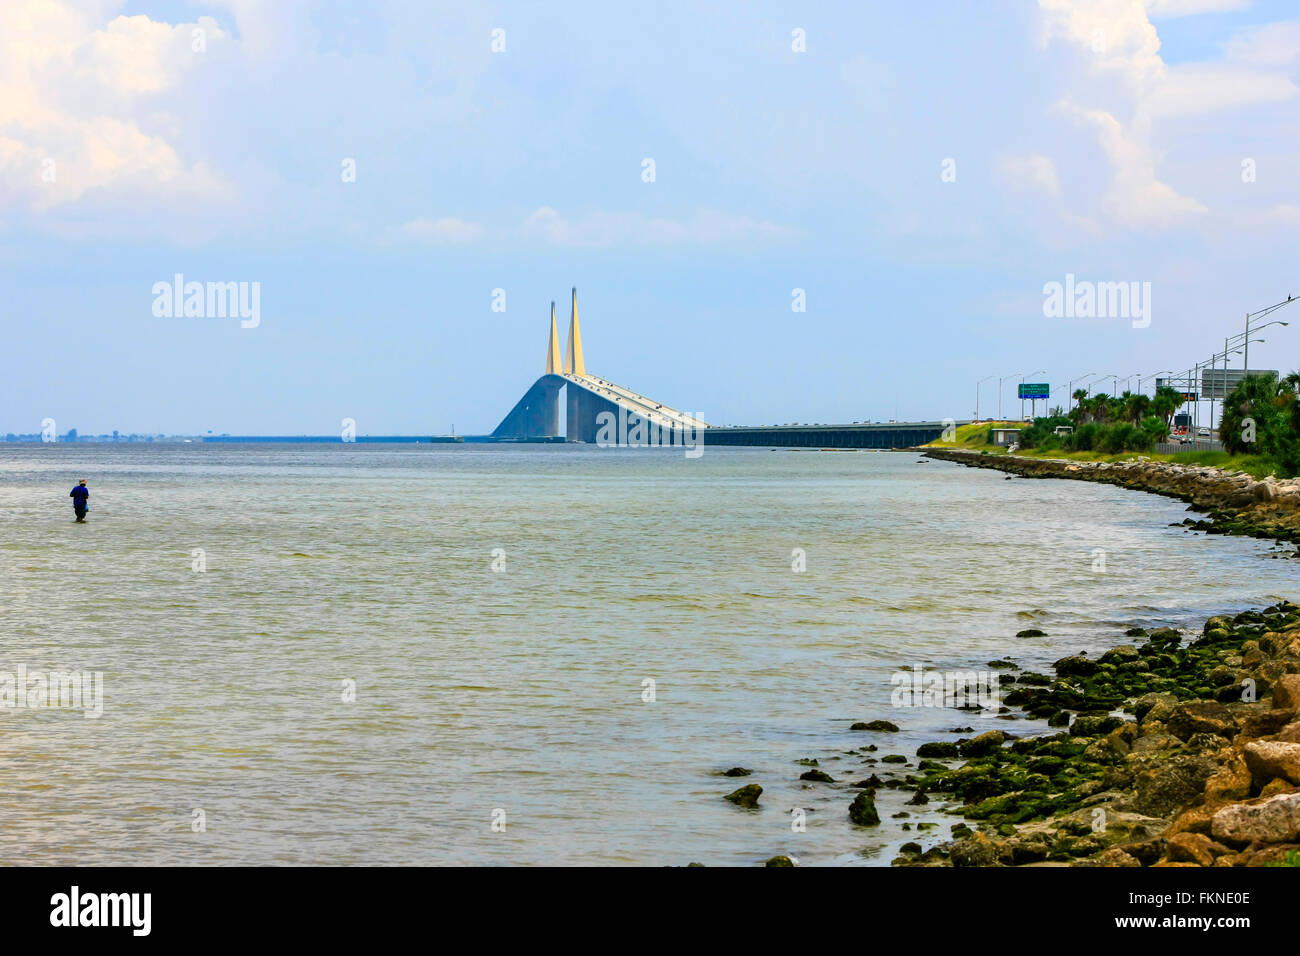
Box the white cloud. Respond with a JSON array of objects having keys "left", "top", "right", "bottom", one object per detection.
[
  {"left": 1144, "top": 0, "right": 1250, "bottom": 17},
  {"left": 0, "top": 1, "right": 233, "bottom": 214},
  {"left": 519, "top": 206, "right": 798, "bottom": 247},
  {"left": 1268, "top": 204, "right": 1300, "bottom": 225},
  {"left": 1149, "top": 66, "right": 1299, "bottom": 117},
  {"left": 1061, "top": 103, "right": 1207, "bottom": 226},
  {"left": 1034, "top": 0, "right": 1300, "bottom": 229},
  {"left": 391, "top": 217, "right": 486, "bottom": 243},
  {"left": 1223, "top": 20, "right": 1300, "bottom": 66},
  {"left": 1001, "top": 154, "right": 1062, "bottom": 195}
]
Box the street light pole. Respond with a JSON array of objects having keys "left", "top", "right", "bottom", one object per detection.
[
  {"left": 1069, "top": 373, "right": 1097, "bottom": 413},
  {"left": 976, "top": 375, "right": 994, "bottom": 420}
]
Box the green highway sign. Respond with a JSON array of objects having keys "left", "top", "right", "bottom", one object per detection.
[{"left": 1018, "top": 382, "right": 1050, "bottom": 399}]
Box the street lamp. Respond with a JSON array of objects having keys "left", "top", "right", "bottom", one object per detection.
[
  {"left": 997, "top": 372, "right": 1030, "bottom": 420},
  {"left": 975, "top": 375, "right": 995, "bottom": 420},
  {"left": 1068, "top": 373, "right": 1098, "bottom": 412},
  {"left": 1141, "top": 370, "right": 1173, "bottom": 395},
  {"left": 1092, "top": 374, "right": 1117, "bottom": 397},
  {"left": 1243, "top": 296, "right": 1295, "bottom": 374}
]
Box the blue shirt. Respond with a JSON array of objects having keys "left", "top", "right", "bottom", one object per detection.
[{"left": 70, "top": 486, "right": 89, "bottom": 505}]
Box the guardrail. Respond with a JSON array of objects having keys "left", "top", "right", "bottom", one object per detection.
[{"left": 1155, "top": 440, "right": 1223, "bottom": 454}]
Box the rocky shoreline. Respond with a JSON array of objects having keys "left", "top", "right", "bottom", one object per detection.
[
  {"left": 922, "top": 447, "right": 1300, "bottom": 543},
  {"left": 726, "top": 604, "right": 1300, "bottom": 868},
  {"left": 719, "top": 451, "right": 1300, "bottom": 867},
  {"left": 892, "top": 604, "right": 1300, "bottom": 866}
]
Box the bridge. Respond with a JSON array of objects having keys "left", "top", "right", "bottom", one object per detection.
[
  {"left": 490, "top": 293, "right": 964, "bottom": 448},
  {"left": 491, "top": 289, "right": 707, "bottom": 443}
]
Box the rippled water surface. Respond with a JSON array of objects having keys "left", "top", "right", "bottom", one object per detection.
[{"left": 1, "top": 443, "right": 1295, "bottom": 865}]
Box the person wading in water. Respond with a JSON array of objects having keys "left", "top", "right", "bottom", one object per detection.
[{"left": 70, "top": 479, "right": 90, "bottom": 522}]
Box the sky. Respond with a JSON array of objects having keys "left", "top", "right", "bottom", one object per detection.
[{"left": 2, "top": 0, "right": 1298, "bottom": 435}]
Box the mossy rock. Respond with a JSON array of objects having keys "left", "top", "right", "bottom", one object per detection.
[
  {"left": 724, "top": 784, "right": 762, "bottom": 808},
  {"left": 799, "top": 769, "right": 834, "bottom": 783},
  {"left": 1017, "top": 628, "right": 1047, "bottom": 638},
  {"left": 848, "top": 790, "right": 881, "bottom": 826},
  {"left": 850, "top": 719, "right": 900, "bottom": 732},
  {"left": 917, "top": 741, "right": 959, "bottom": 758},
  {"left": 763, "top": 855, "right": 794, "bottom": 867}
]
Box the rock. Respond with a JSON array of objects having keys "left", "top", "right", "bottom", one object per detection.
[
  {"left": 1135, "top": 692, "right": 1178, "bottom": 724},
  {"left": 1273, "top": 674, "right": 1300, "bottom": 713},
  {"left": 850, "top": 719, "right": 900, "bottom": 732},
  {"left": 848, "top": 790, "right": 880, "bottom": 826},
  {"left": 1279, "top": 722, "right": 1300, "bottom": 744},
  {"left": 881, "top": 754, "right": 907, "bottom": 764},
  {"left": 950, "top": 831, "right": 1003, "bottom": 867},
  {"left": 1211, "top": 792, "right": 1300, "bottom": 845},
  {"left": 1017, "top": 628, "right": 1047, "bottom": 638},
  {"left": 799, "top": 769, "right": 834, "bottom": 783},
  {"left": 1204, "top": 755, "right": 1254, "bottom": 803},
  {"left": 1243, "top": 741, "right": 1300, "bottom": 786},
  {"left": 1099, "top": 645, "right": 1140, "bottom": 664},
  {"left": 916, "top": 742, "right": 959, "bottom": 758},
  {"left": 1166, "top": 832, "right": 1229, "bottom": 867},
  {"left": 722, "top": 767, "right": 752, "bottom": 777},
  {"left": 1131, "top": 732, "right": 1181, "bottom": 754},
  {"left": 958, "top": 730, "right": 1006, "bottom": 757},
  {"left": 905, "top": 789, "right": 929, "bottom": 806},
  {"left": 1166, "top": 804, "right": 1219, "bottom": 837},
  {"left": 1007, "top": 839, "right": 1049, "bottom": 864},
  {"left": 1054, "top": 655, "right": 1099, "bottom": 677},
  {"left": 724, "top": 784, "right": 762, "bottom": 808},
  {"left": 763, "top": 855, "right": 794, "bottom": 867},
  {"left": 1071, "top": 715, "right": 1124, "bottom": 737},
  {"left": 897, "top": 841, "right": 922, "bottom": 855},
  {"left": 1167, "top": 701, "right": 1238, "bottom": 741},
  {"left": 1260, "top": 779, "right": 1295, "bottom": 798},
  {"left": 1239, "top": 708, "right": 1296, "bottom": 740},
  {"left": 1131, "top": 755, "right": 1218, "bottom": 818},
  {"left": 1094, "top": 847, "right": 1141, "bottom": 867}
]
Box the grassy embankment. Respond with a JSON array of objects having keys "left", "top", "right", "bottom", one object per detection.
[{"left": 927, "top": 422, "right": 1287, "bottom": 480}]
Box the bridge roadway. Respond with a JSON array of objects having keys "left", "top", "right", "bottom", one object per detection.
[{"left": 699, "top": 421, "right": 969, "bottom": 449}]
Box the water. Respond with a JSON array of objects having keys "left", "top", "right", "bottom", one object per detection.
[{"left": 1, "top": 444, "right": 1295, "bottom": 866}]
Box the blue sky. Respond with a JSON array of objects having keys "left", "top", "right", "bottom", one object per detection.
[{"left": 2, "top": 0, "right": 1299, "bottom": 434}]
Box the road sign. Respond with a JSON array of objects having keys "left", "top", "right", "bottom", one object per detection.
[
  {"left": 1018, "top": 382, "right": 1050, "bottom": 399},
  {"left": 1200, "top": 368, "right": 1277, "bottom": 400}
]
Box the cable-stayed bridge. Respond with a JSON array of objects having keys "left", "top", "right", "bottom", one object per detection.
[{"left": 490, "top": 291, "right": 961, "bottom": 448}]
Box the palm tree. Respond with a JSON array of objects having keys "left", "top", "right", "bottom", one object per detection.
[{"left": 1151, "top": 386, "right": 1183, "bottom": 430}]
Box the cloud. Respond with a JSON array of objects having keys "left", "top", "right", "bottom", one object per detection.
[
  {"left": 1000, "top": 154, "right": 1062, "bottom": 195},
  {"left": 519, "top": 206, "right": 799, "bottom": 247},
  {"left": 1034, "top": 0, "right": 1299, "bottom": 229},
  {"left": 1222, "top": 20, "right": 1300, "bottom": 66},
  {"left": 1267, "top": 204, "right": 1300, "bottom": 226},
  {"left": 1061, "top": 102, "right": 1207, "bottom": 226},
  {"left": 390, "top": 217, "right": 486, "bottom": 243},
  {"left": 0, "top": 1, "right": 234, "bottom": 218},
  {"left": 1144, "top": 0, "right": 1250, "bottom": 17}
]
